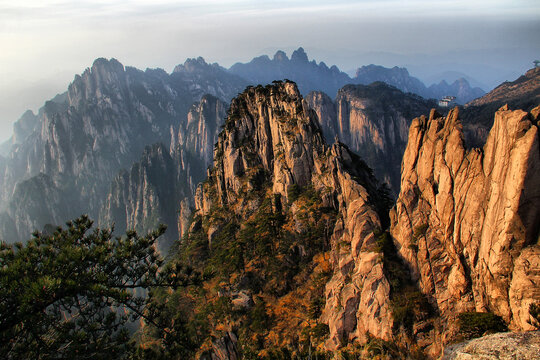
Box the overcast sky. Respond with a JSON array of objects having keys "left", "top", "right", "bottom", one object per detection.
[{"left": 1, "top": 0, "right": 539, "bottom": 141}]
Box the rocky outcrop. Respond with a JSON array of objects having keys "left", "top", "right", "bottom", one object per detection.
[
  {"left": 306, "top": 83, "right": 435, "bottom": 195},
  {"left": 443, "top": 331, "right": 540, "bottom": 360},
  {"left": 193, "top": 81, "right": 393, "bottom": 351},
  {"left": 0, "top": 58, "right": 243, "bottom": 243},
  {"left": 390, "top": 105, "right": 540, "bottom": 349}
]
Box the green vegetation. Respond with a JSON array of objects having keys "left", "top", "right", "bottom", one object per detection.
[
  {"left": 142, "top": 179, "right": 338, "bottom": 358},
  {"left": 457, "top": 312, "right": 507, "bottom": 340},
  {"left": 0, "top": 215, "right": 185, "bottom": 359},
  {"left": 372, "top": 227, "right": 433, "bottom": 344}
]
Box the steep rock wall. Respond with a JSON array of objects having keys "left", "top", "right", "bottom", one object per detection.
[
  {"left": 193, "top": 81, "right": 393, "bottom": 351},
  {"left": 390, "top": 105, "right": 540, "bottom": 340}
]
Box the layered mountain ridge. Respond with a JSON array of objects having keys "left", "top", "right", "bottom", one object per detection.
[
  {"left": 230, "top": 48, "right": 485, "bottom": 103},
  {"left": 0, "top": 50, "right": 486, "bottom": 245},
  {"left": 99, "top": 94, "right": 228, "bottom": 252},
  {"left": 0, "top": 57, "right": 244, "bottom": 245},
  {"left": 306, "top": 82, "right": 436, "bottom": 195},
  {"left": 0, "top": 50, "right": 537, "bottom": 358},
  {"left": 142, "top": 80, "right": 539, "bottom": 358}
]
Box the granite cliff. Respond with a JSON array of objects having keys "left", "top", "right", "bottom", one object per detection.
[
  {"left": 144, "top": 81, "right": 400, "bottom": 358},
  {"left": 391, "top": 105, "right": 540, "bottom": 354},
  {"left": 0, "top": 58, "right": 244, "bottom": 244},
  {"left": 306, "top": 83, "right": 435, "bottom": 195}
]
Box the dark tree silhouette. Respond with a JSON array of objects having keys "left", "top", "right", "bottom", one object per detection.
[{"left": 0, "top": 215, "right": 185, "bottom": 359}]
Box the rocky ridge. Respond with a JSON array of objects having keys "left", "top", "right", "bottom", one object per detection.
[
  {"left": 0, "top": 57, "right": 244, "bottom": 243},
  {"left": 100, "top": 94, "right": 228, "bottom": 252},
  {"left": 306, "top": 83, "right": 435, "bottom": 195},
  {"left": 229, "top": 48, "right": 484, "bottom": 103},
  {"left": 390, "top": 105, "right": 540, "bottom": 354},
  {"left": 153, "top": 81, "right": 396, "bottom": 358},
  {"left": 461, "top": 67, "right": 540, "bottom": 147},
  {"left": 229, "top": 47, "right": 351, "bottom": 100}
]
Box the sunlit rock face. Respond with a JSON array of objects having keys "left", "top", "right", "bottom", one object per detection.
[
  {"left": 391, "top": 105, "right": 540, "bottom": 351},
  {"left": 193, "top": 81, "right": 394, "bottom": 350},
  {"left": 306, "top": 83, "right": 434, "bottom": 195}
]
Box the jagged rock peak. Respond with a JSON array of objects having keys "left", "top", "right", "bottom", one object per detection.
[
  {"left": 198, "top": 80, "right": 327, "bottom": 210},
  {"left": 273, "top": 50, "right": 288, "bottom": 62},
  {"left": 190, "top": 80, "right": 394, "bottom": 353},
  {"left": 91, "top": 57, "right": 124, "bottom": 72},
  {"left": 173, "top": 56, "right": 222, "bottom": 73},
  {"left": 391, "top": 104, "right": 540, "bottom": 353},
  {"left": 291, "top": 47, "right": 309, "bottom": 62},
  {"left": 68, "top": 57, "right": 128, "bottom": 107}
]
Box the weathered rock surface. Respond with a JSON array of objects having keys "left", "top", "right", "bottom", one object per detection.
[
  {"left": 0, "top": 57, "right": 242, "bottom": 243},
  {"left": 306, "top": 83, "right": 435, "bottom": 194},
  {"left": 390, "top": 105, "right": 540, "bottom": 349},
  {"left": 443, "top": 331, "right": 540, "bottom": 360},
  {"left": 193, "top": 81, "right": 393, "bottom": 350},
  {"left": 100, "top": 94, "right": 227, "bottom": 251}
]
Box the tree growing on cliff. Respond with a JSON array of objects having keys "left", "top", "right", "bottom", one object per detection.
[{"left": 0, "top": 215, "right": 184, "bottom": 359}]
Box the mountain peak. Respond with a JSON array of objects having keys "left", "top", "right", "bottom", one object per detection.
[
  {"left": 291, "top": 47, "right": 308, "bottom": 62},
  {"left": 273, "top": 50, "right": 288, "bottom": 62},
  {"left": 90, "top": 58, "right": 125, "bottom": 74},
  {"left": 173, "top": 56, "right": 221, "bottom": 74}
]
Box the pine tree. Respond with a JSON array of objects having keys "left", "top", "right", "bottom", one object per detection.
[{"left": 0, "top": 215, "right": 181, "bottom": 359}]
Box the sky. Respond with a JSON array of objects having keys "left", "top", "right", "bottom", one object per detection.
[{"left": 1, "top": 0, "right": 539, "bottom": 142}]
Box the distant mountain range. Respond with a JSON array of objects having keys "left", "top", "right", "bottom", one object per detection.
[
  {"left": 0, "top": 49, "right": 538, "bottom": 359},
  {"left": 229, "top": 47, "right": 485, "bottom": 104},
  {"left": 0, "top": 48, "right": 530, "bottom": 247}
]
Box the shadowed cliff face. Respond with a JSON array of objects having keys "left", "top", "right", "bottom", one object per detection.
[
  {"left": 99, "top": 94, "right": 228, "bottom": 253},
  {"left": 0, "top": 58, "right": 243, "bottom": 243},
  {"left": 306, "top": 83, "right": 435, "bottom": 196},
  {"left": 391, "top": 105, "right": 540, "bottom": 353}
]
